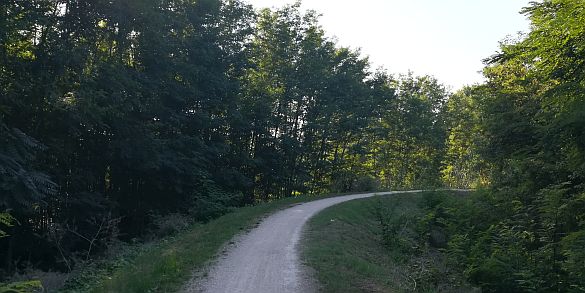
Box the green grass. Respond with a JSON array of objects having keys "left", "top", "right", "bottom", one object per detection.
[
  {"left": 64, "top": 193, "right": 350, "bottom": 293},
  {"left": 302, "top": 191, "right": 475, "bottom": 293}
]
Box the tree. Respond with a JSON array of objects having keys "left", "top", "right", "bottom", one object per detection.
[
  {"left": 441, "top": 86, "right": 490, "bottom": 188},
  {"left": 440, "top": 1, "right": 585, "bottom": 290}
]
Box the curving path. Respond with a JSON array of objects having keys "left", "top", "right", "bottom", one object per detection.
[{"left": 186, "top": 190, "right": 422, "bottom": 293}]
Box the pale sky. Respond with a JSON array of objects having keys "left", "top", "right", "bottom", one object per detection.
[{"left": 244, "top": 0, "right": 532, "bottom": 91}]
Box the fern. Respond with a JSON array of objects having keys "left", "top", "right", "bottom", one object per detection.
[
  {"left": 0, "top": 212, "right": 14, "bottom": 238},
  {"left": 0, "top": 121, "right": 56, "bottom": 210}
]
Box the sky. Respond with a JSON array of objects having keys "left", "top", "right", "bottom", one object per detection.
[{"left": 244, "top": 0, "right": 532, "bottom": 91}]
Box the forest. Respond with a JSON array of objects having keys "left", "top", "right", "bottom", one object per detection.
[{"left": 1, "top": 0, "right": 584, "bottom": 292}]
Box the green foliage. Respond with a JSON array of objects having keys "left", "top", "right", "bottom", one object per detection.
[
  {"left": 373, "top": 199, "right": 421, "bottom": 254},
  {"left": 370, "top": 74, "right": 448, "bottom": 190},
  {"left": 304, "top": 192, "right": 476, "bottom": 292},
  {"left": 353, "top": 175, "right": 380, "bottom": 192},
  {"left": 560, "top": 229, "right": 585, "bottom": 291},
  {"left": 441, "top": 87, "right": 490, "bottom": 188},
  {"left": 429, "top": 1, "right": 585, "bottom": 291},
  {"left": 0, "top": 280, "right": 42, "bottom": 293},
  {"left": 0, "top": 123, "right": 56, "bottom": 211},
  {"left": 189, "top": 183, "right": 240, "bottom": 222},
  {"left": 419, "top": 188, "right": 585, "bottom": 292},
  {"left": 64, "top": 193, "right": 334, "bottom": 293},
  {"left": 0, "top": 213, "right": 14, "bottom": 238}
]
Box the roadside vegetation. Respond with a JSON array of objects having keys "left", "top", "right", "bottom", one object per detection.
[
  {"left": 61, "top": 193, "right": 342, "bottom": 292},
  {"left": 303, "top": 191, "right": 477, "bottom": 293}
]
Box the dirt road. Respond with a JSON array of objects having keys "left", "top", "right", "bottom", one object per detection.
[{"left": 187, "top": 191, "right": 421, "bottom": 293}]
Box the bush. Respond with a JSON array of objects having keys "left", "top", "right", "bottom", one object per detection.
[
  {"left": 150, "top": 213, "right": 192, "bottom": 238},
  {"left": 561, "top": 230, "right": 585, "bottom": 291},
  {"left": 0, "top": 213, "right": 14, "bottom": 238},
  {"left": 373, "top": 200, "right": 421, "bottom": 255},
  {"left": 353, "top": 175, "right": 380, "bottom": 192},
  {"left": 0, "top": 280, "right": 43, "bottom": 293},
  {"left": 331, "top": 174, "right": 380, "bottom": 193},
  {"left": 190, "top": 184, "right": 240, "bottom": 222}
]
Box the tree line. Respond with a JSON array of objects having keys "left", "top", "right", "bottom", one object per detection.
[
  {"left": 439, "top": 0, "right": 585, "bottom": 291},
  {"left": 0, "top": 0, "right": 447, "bottom": 277}
]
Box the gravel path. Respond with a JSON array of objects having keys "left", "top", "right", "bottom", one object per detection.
[{"left": 186, "top": 190, "right": 422, "bottom": 293}]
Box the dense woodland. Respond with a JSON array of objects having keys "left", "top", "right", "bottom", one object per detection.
[
  {"left": 0, "top": 0, "right": 447, "bottom": 280},
  {"left": 436, "top": 0, "right": 585, "bottom": 291},
  {"left": 0, "top": 0, "right": 584, "bottom": 291}
]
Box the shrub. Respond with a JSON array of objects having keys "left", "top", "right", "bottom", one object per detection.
[
  {"left": 0, "top": 280, "right": 43, "bottom": 293},
  {"left": 150, "top": 213, "right": 192, "bottom": 238},
  {"left": 373, "top": 200, "right": 421, "bottom": 255},
  {"left": 190, "top": 184, "right": 240, "bottom": 222},
  {"left": 353, "top": 175, "right": 380, "bottom": 192}
]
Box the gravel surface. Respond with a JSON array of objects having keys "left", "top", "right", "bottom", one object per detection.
[{"left": 185, "top": 190, "right": 422, "bottom": 293}]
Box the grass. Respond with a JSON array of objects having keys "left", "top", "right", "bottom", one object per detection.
[
  {"left": 302, "top": 191, "right": 476, "bottom": 293},
  {"left": 63, "top": 193, "right": 353, "bottom": 293}
]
